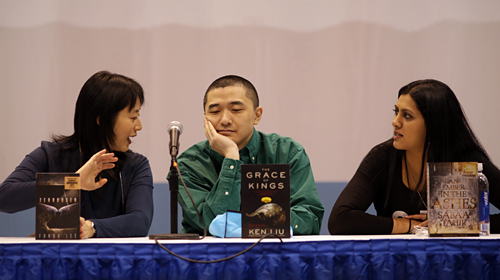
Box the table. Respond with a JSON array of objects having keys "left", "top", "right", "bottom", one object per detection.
[{"left": 1, "top": 235, "right": 500, "bottom": 280}]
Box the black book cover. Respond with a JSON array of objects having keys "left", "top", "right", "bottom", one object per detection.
[
  {"left": 427, "top": 162, "right": 479, "bottom": 237},
  {"left": 35, "top": 173, "right": 80, "bottom": 239},
  {"left": 241, "top": 164, "right": 290, "bottom": 238}
]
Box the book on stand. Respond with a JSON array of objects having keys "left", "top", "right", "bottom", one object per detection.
[
  {"left": 35, "top": 173, "right": 81, "bottom": 239},
  {"left": 427, "top": 162, "right": 479, "bottom": 237},
  {"left": 241, "top": 164, "right": 291, "bottom": 238}
]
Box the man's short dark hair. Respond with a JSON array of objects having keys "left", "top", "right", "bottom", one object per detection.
[{"left": 203, "top": 75, "right": 259, "bottom": 110}]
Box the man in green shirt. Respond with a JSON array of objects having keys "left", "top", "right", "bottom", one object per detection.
[{"left": 175, "top": 75, "right": 324, "bottom": 235}]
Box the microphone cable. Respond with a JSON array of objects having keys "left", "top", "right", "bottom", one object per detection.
[{"left": 153, "top": 162, "right": 284, "bottom": 263}]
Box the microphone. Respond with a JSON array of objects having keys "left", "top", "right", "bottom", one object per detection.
[
  {"left": 167, "top": 121, "right": 183, "bottom": 159},
  {"left": 392, "top": 210, "right": 408, "bottom": 219},
  {"left": 150, "top": 120, "right": 200, "bottom": 239}
]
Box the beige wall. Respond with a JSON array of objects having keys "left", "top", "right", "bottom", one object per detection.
[{"left": 1, "top": 1, "right": 500, "bottom": 183}]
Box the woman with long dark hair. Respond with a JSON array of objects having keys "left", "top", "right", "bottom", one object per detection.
[
  {"left": 0, "top": 71, "right": 154, "bottom": 238},
  {"left": 329, "top": 79, "right": 500, "bottom": 234}
]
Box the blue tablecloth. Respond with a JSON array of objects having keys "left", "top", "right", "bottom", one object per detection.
[{"left": 1, "top": 236, "right": 499, "bottom": 280}]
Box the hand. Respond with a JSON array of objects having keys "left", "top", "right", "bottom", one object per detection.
[
  {"left": 77, "top": 149, "right": 118, "bottom": 191},
  {"left": 405, "top": 214, "right": 428, "bottom": 227},
  {"left": 80, "top": 217, "right": 94, "bottom": 239},
  {"left": 204, "top": 118, "right": 239, "bottom": 159}
]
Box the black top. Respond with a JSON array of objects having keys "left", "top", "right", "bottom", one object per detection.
[
  {"left": 0, "top": 141, "right": 154, "bottom": 237},
  {"left": 329, "top": 140, "right": 500, "bottom": 235}
]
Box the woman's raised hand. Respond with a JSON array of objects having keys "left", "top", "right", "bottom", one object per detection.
[{"left": 77, "top": 149, "right": 118, "bottom": 191}]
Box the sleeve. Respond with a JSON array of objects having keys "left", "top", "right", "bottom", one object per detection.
[
  {"left": 288, "top": 149, "right": 325, "bottom": 235},
  {"left": 92, "top": 156, "right": 154, "bottom": 237},
  {"left": 483, "top": 160, "right": 500, "bottom": 233},
  {"left": 175, "top": 155, "right": 242, "bottom": 235},
  {"left": 0, "top": 146, "right": 48, "bottom": 213},
  {"left": 328, "top": 145, "right": 395, "bottom": 235}
]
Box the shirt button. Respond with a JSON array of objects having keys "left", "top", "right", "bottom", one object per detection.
[
  {"left": 230, "top": 165, "right": 234, "bottom": 169},
  {"left": 295, "top": 225, "right": 298, "bottom": 229},
  {"left": 252, "top": 157, "right": 255, "bottom": 161},
  {"left": 225, "top": 191, "right": 229, "bottom": 195}
]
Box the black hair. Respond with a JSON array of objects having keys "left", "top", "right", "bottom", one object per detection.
[
  {"left": 400, "top": 79, "right": 489, "bottom": 187},
  {"left": 52, "top": 70, "right": 144, "bottom": 179},
  {"left": 385, "top": 79, "right": 489, "bottom": 210},
  {"left": 203, "top": 75, "right": 259, "bottom": 110}
]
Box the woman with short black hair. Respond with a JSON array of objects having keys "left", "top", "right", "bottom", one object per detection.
[{"left": 0, "top": 71, "right": 154, "bottom": 238}]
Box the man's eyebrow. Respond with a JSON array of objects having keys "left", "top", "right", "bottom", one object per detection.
[
  {"left": 207, "top": 101, "right": 245, "bottom": 110},
  {"left": 207, "top": 103, "right": 220, "bottom": 110},
  {"left": 229, "top": 101, "right": 245, "bottom": 106}
]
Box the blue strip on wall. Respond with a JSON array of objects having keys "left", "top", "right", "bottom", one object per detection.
[{"left": 1, "top": 182, "right": 498, "bottom": 236}]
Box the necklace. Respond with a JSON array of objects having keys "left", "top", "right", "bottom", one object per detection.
[{"left": 405, "top": 157, "right": 428, "bottom": 209}]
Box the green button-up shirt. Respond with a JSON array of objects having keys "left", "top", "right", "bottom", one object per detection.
[{"left": 173, "top": 129, "right": 324, "bottom": 235}]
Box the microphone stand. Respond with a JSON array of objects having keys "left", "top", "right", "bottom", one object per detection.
[
  {"left": 149, "top": 121, "right": 200, "bottom": 240},
  {"left": 169, "top": 158, "right": 179, "bottom": 233},
  {"left": 149, "top": 156, "right": 199, "bottom": 240}
]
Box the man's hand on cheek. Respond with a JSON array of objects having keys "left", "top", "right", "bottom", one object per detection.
[{"left": 204, "top": 118, "right": 240, "bottom": 159}]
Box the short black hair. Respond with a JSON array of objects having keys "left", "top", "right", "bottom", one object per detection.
[
  {"left": 53, "top": 71, "right": 144, "bottom": 178},
  {"left": 203, "top": 75, "right": 259, "bottom": 110}
]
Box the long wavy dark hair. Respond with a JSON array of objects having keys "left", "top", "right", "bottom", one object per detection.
[
  {"left": 402, "top": 79, "right": 488, "bottom": 185},
  {"left": 53, "top": 71, "right": 144, "bottom": 179},
  {"left": 385, "top": 79, "right": 489, "bottom": 209}
]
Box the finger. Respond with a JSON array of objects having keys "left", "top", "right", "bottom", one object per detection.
[
  {"left": 204, "top": 118, "right": 212, "bottom": 140},
  {"left": 91, "top": 150, "right": 114, "bottom": 163},
  {"left": 97, "top": 157, "right": 117, "bottom": 167},
  {"left": 405, "top": 214, "right": 425, "bottom": 220},
  {"left": 80, "top": 220, "right": 85, "bottom": 239},
  {"left": 91, "top": 149, "right": 108, "bottom": 160},
  {"left": 93, "top": 156, "right": 117, "bottom": 173},
  {"left": 96, "top": 178, "right": 108, "bottom": 189},
  {"left": 418, "top": 220, "right": 428, "bottom": 227},
  {"left": 88, "top": 150, "right": 109, "bottom": 169},
  {"left": 87, "top": 179, "right": 108, "bottom": 191},
  {"left": 204, "top": 119, "right": 209, "bottom": 139},
  {"left": 206, "top": 119, "right": 217, "bottom": 134},
  {"left": 100, "top": 163, "right": 116, "bottom": 171},
  {"left": 99, "top": 152, "right": 116, "bottom": 159},
  {"left": 97, "top": 154, "right": 118, "bottom": 165}
]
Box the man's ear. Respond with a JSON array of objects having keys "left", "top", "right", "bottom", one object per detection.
[
  {"left": 96, "top": 116, "right": 100, "bottom": 126},
  {"left": 253, "top": 107, "right": 263, "bottom": 125}
]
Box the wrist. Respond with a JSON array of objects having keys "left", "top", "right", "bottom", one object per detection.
[
  {"left": 407, "top": 219, "right": 413, "bottom": 234},
  {"left": 224, "top": 148, "right": 240, "bottom": 160}
]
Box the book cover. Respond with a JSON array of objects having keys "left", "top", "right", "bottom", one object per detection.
[
  {"left": 427, "top": 162, "right": 479, "bottom": 237},
  {"left": 241, "top": 164, "right": 291, "bottom": 238},
  {"left": 35, "top": 173, "right": 81, "bottom": 239}
]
